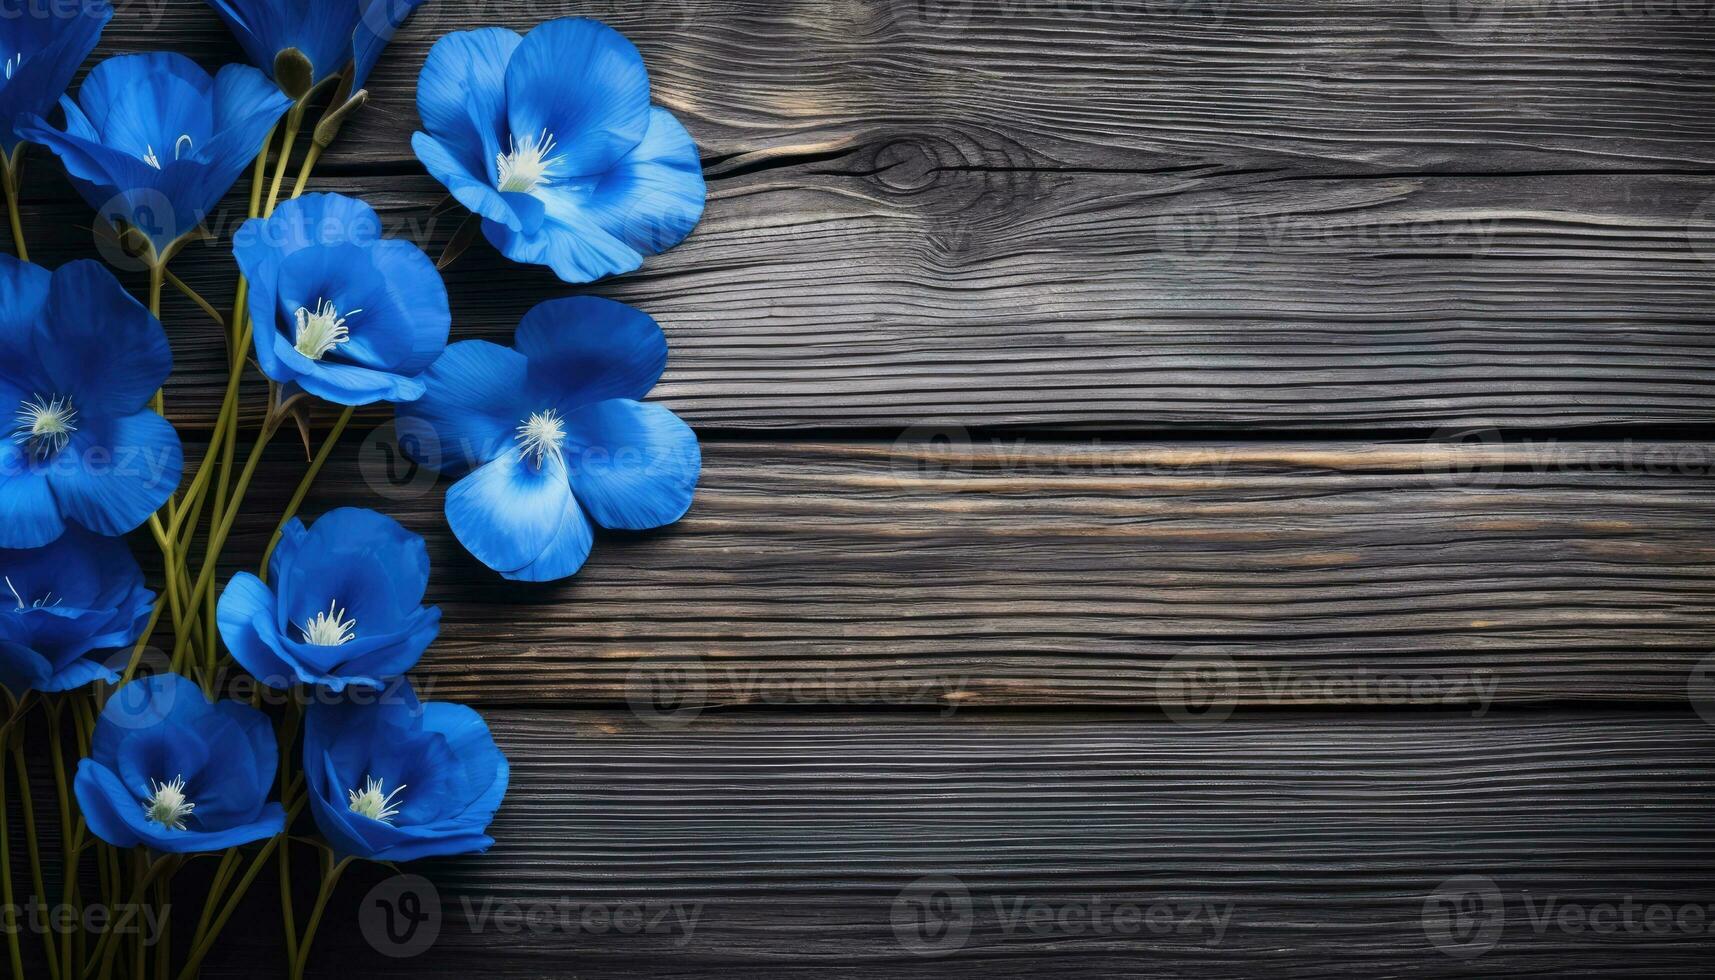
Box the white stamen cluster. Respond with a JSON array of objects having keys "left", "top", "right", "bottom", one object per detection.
[
  {"left": 299, "top": 600, "right": 357, "bottom": 646},
  {"left": 12, "top": 394, "right": 76, "bottom": 459},
  {"left": 347, "top": 775, "right": 406, "bottom": 823},
  {"left": 496, "top": 129, "right": 562, "bottom": 194},
  {"left": 144, "top": 775, "right": 194, "bottom": 831},
  {"left": 293, "top": 299, "right": 360, "bottom": 361},
  {"left": 515, "top": 409, "right": 567, "bottom": 467}
]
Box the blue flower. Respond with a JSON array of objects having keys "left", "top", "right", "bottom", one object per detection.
[
  {"left": 207, "top": 0, "right": 428, "bottom": 92},
  {"left": 0, "top": 255, "right": 182, "bottom": 549},
  {"left": 411, "top": 18, "right": 705, "bottom": 284},
  {"left": 303, "top": 681, "right": 507, "bottom": 861},
  {"left": 0, "top": 0, "right": 110, "bottom": 157},
  {"left": 396, "top": 296, "right": 700, "bottom": 582},
  {"left": 232, "top": 193, "right": 450, "bottom": 406},
  {"left": 74, "top": 672, "right": 286, "bottom": 853},
  {"left": 217, "top": 507, "right": 440, "bottom": 693},
  {"left": 19, "top": 52, "right": 292, "bottom": 262},
  {"left": 0, "top": 526, "right": 152, "bottom": 695}
]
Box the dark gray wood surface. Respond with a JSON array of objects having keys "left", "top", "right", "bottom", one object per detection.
[{"left": 15, "top": 1, "right": 1715, "bottom": 977}]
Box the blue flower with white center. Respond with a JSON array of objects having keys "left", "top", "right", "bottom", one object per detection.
[
  {"left": 411, "top": 18, "right": 705, "bottom": 284},
  {"left": 232, "top": 193, "right": 451, "bottom": 406},
  {"left": 206, "top": 0, "right": 428, "bottom": 93},
  {"left": 74, "top": 672, "right": 286, "bottom": 853},
  {"left": 0, "top": 0, "right": 110, "bottom": 158},
  {"left": 0, "top": 255, "right": 182, "bottom": 549},
  {"left": 395, "top": 296, "right": 700, "bottom": 582},
  {"left": 0, "top": 526, "right": 153, "bottom": 695},
  {"left": 216, "top": 507, "right": 441, "bottom": 692},
  {"left": 303, "top": 681, "right": 508, "bottom": 861},
  {"left": 19, "top": 52, "right": 292, "bottom": 263}
]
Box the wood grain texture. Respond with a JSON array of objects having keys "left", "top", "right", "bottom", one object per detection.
[
  {"left": 191, "top": 437, "right": 1715, "bottom": 707},
  {"left": 194, "top": 707, "right": 1715, "bottom": 978},
  {"left": 13, "top": 2, "right": 1706, "bottom": 429},
  {"left": 99, "top": 0, "right": 1715, "bottom": 173},
  {"left": 20, "top": 166, "right": 1715, "bottom": 430}
]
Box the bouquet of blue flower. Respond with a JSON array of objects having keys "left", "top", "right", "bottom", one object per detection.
[{"left": 0, "top": 4, "right": 704, "bottom": 976}]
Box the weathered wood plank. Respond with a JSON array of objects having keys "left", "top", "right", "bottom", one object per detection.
[
  {"left": 191, "top": 437, "right": 1715, "bottom": 706},
  {"left": 19, "top": 166, "right": 1715, "bottom": 430},
  {"left": 11, "top": 1, "right": 1698, "bottom": 429},
  {"left": 100, "top": 0, "right": 1715, "bottom": 173},
  {"left": 198, "top": 707, "right": 1715, "bottom": 977}
]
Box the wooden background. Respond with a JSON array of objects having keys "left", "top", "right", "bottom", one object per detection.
[{"left": 25, "top": 0, "right": 1715, "bottom": 975}]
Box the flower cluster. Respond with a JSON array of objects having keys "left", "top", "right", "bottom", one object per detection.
[{"left": 0, "top": 4, "right": 703, "bottom": 977}]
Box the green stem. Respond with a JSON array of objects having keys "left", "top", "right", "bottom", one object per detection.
[
  {"left": 261, "top": 405, "right": 356, "bottom": 581},
  {"left": 289, "top": 855, "right": 353, "bottom": 980},
  {"left": 174, "top": 415, "right": 282, "bottom": 665},
  {"left": 91, "top": 853, "right": 176, "bottom": 980},
  {"left": 9, "top": 744, "right": 59, "bottom": 980},
  {"left": 264, "top": 106, "right": 304, "bottom": 217},
  {"left": 0, "top": 712, "right": 25, "bottom": 980},
  {"left": 174, "top": 799, "right": 304, "bottom": 980},
  {"left": 3, "top": 152, "right": 26, "bottom": 262},
  {"left": 164, "top": 269, "right": 225, "bottom": 329}
]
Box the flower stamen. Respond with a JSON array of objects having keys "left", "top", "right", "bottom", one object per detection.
[
  {"left": 143, "top": 775, "right": 195, "bottom": 831},
  {"left": 141, "top": 134, "right": 195, "bottom": 170},
  {"left": 12, "top": 394, "right": 77, "bottom": 460},
  {"left": 347, "top": 775, "right": 406, "bottom": 823},
  {"left": 4, "top": 576, "right": 59, "bottom": 610},
  {"left": 293, "top": 298, "right": 360, "bottom": 361},
  {"left": 3, "top": 54, "right": 21, "bottom": 81},
  {"left": 299, "top": 600, "right": 357, "bottom": 646},
  {"left": 515, "top": 409, "right": 566, "bottom": 468},
  {"left": 495, "top": 129, "right": 562, "bottom": 194}
]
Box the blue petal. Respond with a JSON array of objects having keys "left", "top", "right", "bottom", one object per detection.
[
  {"left": 216, "top": 571, "right": 299, "bottom": 689},
  {"left": 415, "top": 27, "right": 519, "bottom": 183},
  {"left": 499, "top": 490, "right": 592, "bottom": 583},
  {"left": 0, "top": 441, "right": 64, "bottom": 548},
  {"left": 205, "top": 0, "right": 356, "bottom": 85},
  {"left": 37, "top": 657, "right": 118, "bottom": 694},
  {"left": 353, "top": 0, "right": 429, "bottom": 88},
  {"left": 445, "top": 450, "right": 572, "bottom": 573},
  {"left": 581, "top": 106, "right": 706, "bottom": 255},
  {"left": 515, "top": 295, "right": 667, "bottom": 407},
  {"left": 412, "top": 131, "right": 518, "bottom": 230},
  {"left": 562, "top": 399, "right": 700, "bottom": 530},
  {"left": 0, "top": 253, "right": 50, "bottom": 396},
  {"left": 0, "top": 1, "right": 110, "bottom": 152},
  {"left": 73, "top": 53, "right": 213, "bottom": 159},
  {"left": 37, "top": 259, "right": 171, "bottom": 417},
  {"left": 481, "top": 205, "right": 640, "bottom": 285},
  {"left": 293, "top": 362, "right": 425, "bottom": 407},
  {"left": 504, "top": 18, "right": 650, "bottom": 178},
  {"left": 211, "top": 61, "right": 295, "bottom": 133},
  {"left": 90, "top": 672, "right": 210, "bottom": 767},
  {"left": 395, "top": 340, "right": 530, "bottom": 475},
  {"left": 45, "top": 410, "right": 182, "bottom": 537},
  {"left": 277, "top": 507, "right": 427, "bottom": 634},
  {"left": 0, "top": 640, "right": 50, "bottom": 696}
]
